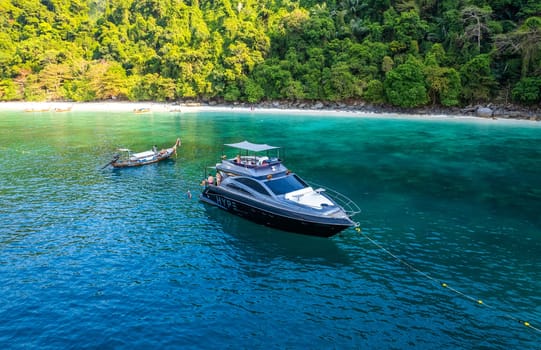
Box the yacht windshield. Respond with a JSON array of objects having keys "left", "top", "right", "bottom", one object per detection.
[{"left": 265, "top": 174, "right": 308, "bottom": 195}]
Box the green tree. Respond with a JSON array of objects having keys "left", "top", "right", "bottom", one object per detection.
[
  {"left": 251, "top": 59, "right": 293, "bottom": 99},
  {"left": 223, "top": 85, "right": 241, "bottom": 102},
  {"left": 384, "top": 56, "right": 428, "bottom": 107},
  {"left": 88, "top": 61, "right": 129, "bottom": 100},
  {"left": 512, "top": 77, "right": 541, "bottom": 104},
  {"left": 23, "top": 73, "right": 47, "bottom": 101},
  {"left": 39, "top": 63, "right": 74, "bottom": 100},
  {"left": 363, "top": 79, "right": 385, "bottom": 103},
  {"left": 301, "top": 47, "right": 326, "bottom": 99},
  {"left": 0, "top": 32, "right": 19, "bottom": 78},
  {"left": 244, "top": 78, "right": 265, "bottom": 103},
  {"left": 461, "top": 5, "right": 493, "bottom": 54},
  {"left": 128, "top": 73, "right": 175, "bottom": 101},
  {"left": 0, "top": 79, "right": 20, "bottom": 100},
  {"left": 460, "top": 54, "right": 497, "bottom": 103},
  {"left": 424, "top": 45, "right": 461, "bottom": 106},
  {"left": 323, "top": 61, "right": 362, "bottom": 100},
  {"left": 496, "top": 16, "right": 541, "bottom": 78}
]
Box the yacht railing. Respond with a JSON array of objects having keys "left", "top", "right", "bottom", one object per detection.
[{"left": 309, "top": 181, "right": 362, "bottom": 217}]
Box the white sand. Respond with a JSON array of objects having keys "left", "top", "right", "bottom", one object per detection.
[
  {"left": 0, "top": 100, "right": 458, "bottom": 118},
  {"left": 1, "top": 100, "right": 381, "bottom": 115},
  {"left": 1, "top": 100, "right": 537, "bottom": 124}
]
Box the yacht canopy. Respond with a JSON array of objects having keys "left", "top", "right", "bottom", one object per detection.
[{"left": 225, "top": 140, "right": 279, "bottom": 152}]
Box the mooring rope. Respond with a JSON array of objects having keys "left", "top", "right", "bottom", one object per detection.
[{"left": 355, "top": 227, "right": 541, "bottom": 334}]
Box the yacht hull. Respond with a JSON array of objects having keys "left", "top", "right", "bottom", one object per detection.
[{"left": 201, "top": 186, "right": 353, "bottom": 238}]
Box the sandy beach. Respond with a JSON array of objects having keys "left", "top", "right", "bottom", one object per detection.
[
  {"left": 0, "top": 100, "right": 466, "bottom": 118},
  {"left": 1, "top": 100, "right": 539, "bottom": 123},
  {"left": 0, "top": 100, "right": 397, "bottom": 116},
  {"left": 0, "top": 100, "right": 413, "bottom": 118}
]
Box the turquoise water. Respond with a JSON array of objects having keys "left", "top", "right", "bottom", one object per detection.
[{"left": 0, "top": 110, "right": 540, "bottom": 349}]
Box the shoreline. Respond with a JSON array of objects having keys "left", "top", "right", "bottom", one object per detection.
[{"left": 1, "top": 100, "right": 540, "bottom": 122}]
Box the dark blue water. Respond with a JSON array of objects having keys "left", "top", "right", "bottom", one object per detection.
[{"left": 1, "top": 110, "right": 540, "bottom": 349}]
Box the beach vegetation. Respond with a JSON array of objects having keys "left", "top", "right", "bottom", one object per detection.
[
  {"left": 384, "top": 56, "right": 428, "bottom": 107},
  {"left": 0, "top": 79, "right": 20, "bottom": 101},
  {"left": 363, "top": 80, "right": 385, "bottom": 104},
  {"left": 512, "top": 77, "right": 541, "bottom": 105},
  {"left": 460, "top": 54, "right": 498, "bottom": 104},
  {"left": 0, "top": 0, "right": 539, "bottom": 107}
]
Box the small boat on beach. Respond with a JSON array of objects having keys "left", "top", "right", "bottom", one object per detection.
[
  {"left": 134, "top": 107, "right": 151, "bottom": 114},
  {"left": 53, "top": 106, "right": 72, "bottom": 112},
  {"left": 24, "top": 107, "right": 50, "bottom": 112},
  {"left": 200, "top": 141, "right": 360, "bottom": 237},
  {"left": 104, "top": 138, "right": 181, "bottom": 168}
]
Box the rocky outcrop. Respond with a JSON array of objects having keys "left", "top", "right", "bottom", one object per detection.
[
  {"left": 178, "top": 98, "right": 541, "bottom": 121},
  {"left": 476, "top": 107, "right": 494, "bottom": 118}
]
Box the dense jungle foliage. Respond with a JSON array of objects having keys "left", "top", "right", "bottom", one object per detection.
[{"left": 0, "top": 0, "right": 540, "bottom": 107}]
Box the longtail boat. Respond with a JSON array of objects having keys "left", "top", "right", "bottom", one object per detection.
[
  {"left": 24, "top": 107, "right": 50, "bottom": 112},
  {"left": 134, "top": 107, "right": 151, "bottom": 114},
  {"left": 54, "top": 106, "right": 72, "bottom": 112},
  {"left": 103, "top": 138, "right": 181, "bottom": 169}
]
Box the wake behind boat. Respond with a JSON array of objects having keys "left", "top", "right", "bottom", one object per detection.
[
  {"left": 200, "top": 141, "right": 360, "bottom": 237},
  {"left": 104, "top": 138, "right": 181, "bottom": 168}
]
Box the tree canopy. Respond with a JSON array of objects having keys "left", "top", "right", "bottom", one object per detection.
[{"left": 0, "top": 0, "right": 539, "bottom": 107}]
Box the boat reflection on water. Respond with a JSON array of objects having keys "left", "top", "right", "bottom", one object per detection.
[{"left": 204, "top": 205, "right": 351, "bottom": 267}]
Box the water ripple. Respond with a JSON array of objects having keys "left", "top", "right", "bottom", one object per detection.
[{"left": 0, "top": 112, "right": 540, "bottom": 349}]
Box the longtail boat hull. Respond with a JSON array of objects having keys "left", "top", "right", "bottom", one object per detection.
[{"left": 107, "top": 138, "right": 181, "bottom": 168}]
